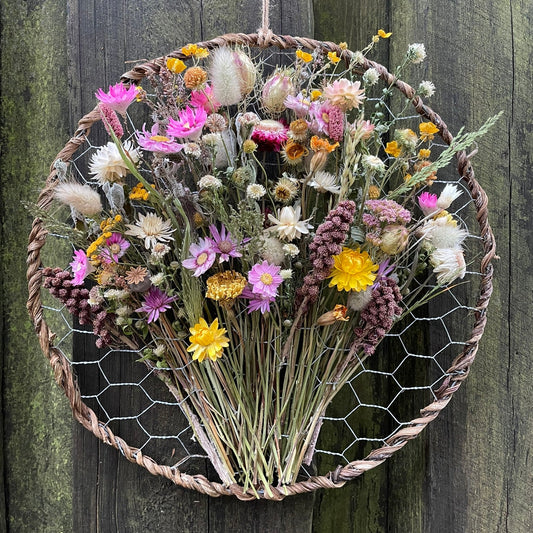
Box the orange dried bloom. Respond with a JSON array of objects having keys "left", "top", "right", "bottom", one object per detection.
[
  {"left": 310, "top": 135, "right": 339, "bottom": 153},
  {"left": 184, "top": 66, "right": 208, "bottom": 90},
  {"left": 419, "top": 121, "right": 439, "bottom": 142},
  {"left": 385, "top": 140, "right": 401, "bottom": 157},
  {"left": 166, "top": 57, "right": 186, "bottom": 74},
  {"left": 283, "top": 139, "right": 308, "bottom": 164}
]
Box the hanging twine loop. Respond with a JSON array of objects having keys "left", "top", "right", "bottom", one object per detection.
[{"left": 257, "top": 0, "right": 274, "bottom": 47}]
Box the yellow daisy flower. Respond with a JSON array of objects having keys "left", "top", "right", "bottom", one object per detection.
[
  {"left": 187, "top": 317, "right": 229, "bottom": 362},
  {"left": 328, "top": 248, "right": 378, "bottom": 292}
]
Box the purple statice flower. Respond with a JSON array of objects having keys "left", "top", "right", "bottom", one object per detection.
[
  {"left": 167, "top": 105, "right": 207, "bottom": 140},
  {"left": 99, "top": 103, "right": 123, "bottom": 138},
  {"left": 190, "top": 85, "right": 221, "bottom": 114},
  {"left": 70, "top": 249, "right": 93, "bottom": 286},
  {"left": 135, "top": 286, "right": 176, "bottom": 323},
  {"left": 209, "top": 224, "right": 242, "bottom": 263},
  {"left": 136, "top": 123, "right": 184, "bottom": 153},
  {"left": 248, "top": 261, "right": 283, "bottom": 298},
  {"left": 99, "top": 232, "right": 130, "bottom": 263},
  {"left": 182, "top": 237, "right": 216, "bottom": 276},
  {"left": 284, "top": 93, "right": 311, "bottom": 118},
  {"left": 95, "top": 82, "right": 137, "bottom": 116},
  {"left": 364, "top": 199, "right": 412, "bottom": 227},
  {"left": 240, "top": 286, "right": 276, "bottom": 314},
  {"left": 418, "top": 191, "right": 439, "bottom": 216}
]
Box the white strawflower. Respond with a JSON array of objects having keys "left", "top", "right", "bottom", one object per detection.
[
  {"left": 209, "top": 47, "right": 242, "bottom": 106},
  {"left": 150, "top": 273, "right": 165, "bottom": 286},
  {"left": 279, "top": 268, "right": 293, "bottom": 280},
  {"left": 363, "top": 68, "right": 380, "bottom": 86},
  {"left": 308, "top": 171, "right": 341, "bottom": 194},
  {"left": 261, "top": 236, "right": 286, "bottom": 265},
  {"left": 282, "top": 243, "right": 300, "bottom": 257},
  {"left": 407, "top": 43, "right": 427, "bottom": 64},
  {"left": 183, "top": 143, "right": 201, "bottom": 158},
  {"left": 430, "top": 247, "right": 466, "bottom": 284},
  {"left": 420, "top": 216, "right": 468, "bottom": 249},
  {"left": 198, "top": 174, "right": 223, "bottom": 189},
  {"left": 89, "top": 141, "right": 139, "bottom": 185},
  {"left": 54, "top": 182, "right": 103, "bottom": 216},
  {"left": 246, "top": 183, "right": 266, "bottom": 200},
  {"left": 437, "top": 184, "right": 463, "bottom": 209},
  {"left": 116, "top": 305, "right": 133, "bottom": 317},
  {"left": 267, "top": 205, "right": 312, "bottom": 241},
  {"left": 362, "top": 154, "right": 386, "bottom": 174},
  {"left": 202, "top": 133, "right": 222, "bottom": 147},
  {"left": 104, "top": 289, "right": 129, "bottom": 300},
  {"left": 418, "top": 80, "right": 436, "bottom": 98},
  {"left": 125, "top": 213, "right": 174, "bottom": 250}
]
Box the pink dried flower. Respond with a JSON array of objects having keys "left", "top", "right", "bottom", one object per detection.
[
  {"left": 95, "top": 82, "right": 137, "bottom": 116},
  {"left": 310, "top": 102, "right": 345, "bottom": 142},
  {"left": 251, "top": 120, "right": 289, "bottom": 152},
  {"left": 135, "top": 286, "right": 176, "bottom": 323},
  {"left": 248, "top": 261, "right": 283, "bottom": 298},
  {"left": 99, "top": 233, "right": 130, "bottom": 263},
  {"left": 262, "top": 71, "right": 295, "bottom": 114},
  {"left": 364, "top": 199, "right": 412, "bottom": 227},
  {"left": 190, "top": 85, "right": 221, "bottom": 114},
  {"left": 240, "top": 286, "right": 276, "bottom": 314},
  {"left": 167, "top": 106, "right": 207, "bottom": 140},
  {"left": 418, "top": 191, "right": 439, "bottom": 216},
  {"left": 209, "top": 224, "right": 242, "bottom": 263},
  {"left": 284, "top": 93, "right": 312, "bottom": 118},
  {"left": 99, "top": 103, "right": 123, "bottom": 138},
  {"left": 136, "top": 123, "right": 184, "bottom": 153},
  {"left": 70, "top": 249, "right": 93, "bottom": 286},
  {"left": 182, "top": 237, "right": 216, "bottom": 276},
  {"left": 323, "top": 79, "right": 365, "bottom": 111}
]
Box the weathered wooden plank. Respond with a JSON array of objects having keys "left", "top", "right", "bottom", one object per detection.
[{"left": 0, "top": 1, "right": 73, "bottom": 532}]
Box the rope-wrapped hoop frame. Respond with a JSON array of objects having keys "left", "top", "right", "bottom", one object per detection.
[{"left": 26, "top": 32, "right": 496, "bottom": 501}]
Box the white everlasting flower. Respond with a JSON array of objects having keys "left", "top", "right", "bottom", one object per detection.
[
  {"left": 150, "top": 273, "right": 165, "bottom": 286},
  {"left": 363, "top": 68, "right": 380, "bottom": 86},
  {"left": 352, "top": 51, "right": 365, "bottom": 64},
  {"left": 89, "top": 141, "right": 139, "bottom": 185},
  {"left": 267, "top": 204, "right": 312, "bottom": 241},
  {"left": 308, "top": 171, "right": 341, "bottom": 194},
  {"left": 183, "top": 143, "right": 201, "bottom": 158},
  {"left": 202, "top": 133, "right": 222, "bottom": 147},
  {"left": 430, "top": 247, "right": 466, "bottom": 284},
  {"left": 282, "top": 243, "right": 300, "bottom": 257},
  {"left": 125, "top": 212, "right": 174, "bottom": 250},
  {"left": 104, "top": 289, "right": 129, "bottom": 300},
  {"left": 198, "top": 174, "right": 223, "bottom": 189},
  {"left": 246, "top": 183, "right": 267, "bottom": 200},
  {"left": 437, "top": 184, "right": 463, "bottom": 209},
  {"left": 261, "top": 236, "right": 286, "bottom": 265},
  {"left": 116, "top": 305, "right": 133, "bottom": 317},
  {"left": 418, "top": 80, "right": 436, "bottom": 98},
  {"left": 420, "top": 216, "right": 468, "bottom": 249},
  {"left": 362, "top": 154, "right": 386, "bottom": 174},
  {"left": 150, "top": 243, "right": 171, "bottom": 260},
  {"left": 407, "top": 43, "right": 427, "bottom": 64},
  {"left": 54, "top": 182, "right": 103, "bottom": 216},
  {"left": 279, "top": 268, "right": 293, "bottom": 280}
]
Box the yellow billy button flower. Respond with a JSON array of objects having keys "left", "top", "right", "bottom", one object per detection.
[
  {"left": 187, "top": 317, "right": 229, "bottom": 363},
  {"left": 328, "top": 51, "right": 341, "bottom": 64},
  {"left": 419, "top": 121, "right": 439, "bottom": 142},
  {"left": 296, "top": 49, "right": 313, "bottom": 63},
  {"left": 328, "top": 248, "right": 378, "bottom": 292},
  {"left": 385, "top": 140, "right": 402, "bottom": 158},
  {"left": 166, "top": 57, "right": 186, "bottom": 74}
]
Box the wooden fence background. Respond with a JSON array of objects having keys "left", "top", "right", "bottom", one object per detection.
[{"left": 1, "top": 0, "right": 531, "bottom": 531}]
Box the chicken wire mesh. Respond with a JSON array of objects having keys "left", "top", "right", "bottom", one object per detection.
[{"left": 30, "top": 36, "right": 493, "bottom": 497}]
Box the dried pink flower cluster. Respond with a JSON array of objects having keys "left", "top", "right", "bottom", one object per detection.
[
  {"left": 43, "top": 267, "right": 114, "bottom": 347},
  {"left": 296, "top": 200, "right": 356, "bottom": 310},
  {"left": 363, "top": 199, "right": 412, "bottom": 247},
  {"left": 354, "top": 278, "right": 402, "bottom": 355}
]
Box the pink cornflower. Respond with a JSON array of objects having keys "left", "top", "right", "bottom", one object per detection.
[
  {"left": 70, "top": 249, "right": 93, "bottom": 286},
  {"left": 248, "top": 261, "right": 283, "bottom": 298},
  {"left": 240, "top": 286, "right": 276, "bottom": 314},
  {"left": 190, "top": 85, "right": 221, "bottom": 113},
  {"left": 182, "top": 237, "right": 216, "bottom": 276},
  {"left": 251, "top": 120, "right": 289, "bottom": 152},
  {"left": 95, "top": 82, "right": 137, "bottom": 116},
  {"left": 135, "top": 286, "right": 176, "bottom": 323},
  {"left": 99, "top": 103, "right": 123, "bottom": 138},
  {"left": 418, "top": 191, "right": 439, "bottom": 216},
  {"left": 99, "top": 232, "right": 130, "bottom": 263},
  {"left": 209, "top": 224, "right": 242, "bottom": 263},
  {"left": 167, "top": 106, "right": 207, "bottom": 140},
  {"left": 136, "top": 123, "right": 184, "bottom": 153}
]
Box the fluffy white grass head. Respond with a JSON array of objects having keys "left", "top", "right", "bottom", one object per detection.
[
  {"left": 209, "top": 47, "right": 242, "bottom": 106},
  {"left": 54, "top": 182, "right": 103, "bottom": 216}
]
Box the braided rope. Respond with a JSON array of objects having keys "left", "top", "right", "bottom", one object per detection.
[{"left": 26, "top": 33, "right": 496, "bottom": 500}]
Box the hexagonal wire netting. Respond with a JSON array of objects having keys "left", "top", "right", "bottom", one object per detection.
[{"left": 30, "top": 38, "right": 492, "bottom": 497}]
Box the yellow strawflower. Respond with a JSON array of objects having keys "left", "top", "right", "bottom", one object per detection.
[
  {"left": 187, "top": 318, "right": 229, "bottom": 362},
  {"left": 328, "top": 248, "right": 378, "bottom": 292}
]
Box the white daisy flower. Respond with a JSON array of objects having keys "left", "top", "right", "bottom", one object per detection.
[
  {"left": 308, "top": 171, "right": 341, "bottom": 194},
  {"left": 267, "top": 204, "right": 312, "bottom": 241},
  {"left": 89, "top": 141, "right": 139, "bottom": 185},
  {"left": 125, "top": 213, "right": 174, "bottom": 250}
]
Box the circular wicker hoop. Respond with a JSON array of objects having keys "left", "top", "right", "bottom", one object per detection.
[{"left": 27, "top": 32, "right": 496, "bottom": 501}]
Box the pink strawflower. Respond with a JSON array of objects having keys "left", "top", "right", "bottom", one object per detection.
[
  {"left": 251, "top": 120, "right": 289, "bottom": 152},
  {"left": 95, "top": 82, "right": 137, "bottom": 115},
  {"left": 209, "top": 224, "right": 242, "bottom": 263},
  {"left": 167, "top": 106, "right": 207, "bottom": 140},
  {"left": 240, "top": 286, "right": 276, "bottom": 314},
  {"left": 135, "top": 286, "right": 176, "bottom": 323},
  {"left": 190, "top": 85, "right": 221, "bottom": 113},
  {"left": 99, "top": 103, "right": 123, "bottom": 138},
  {"left": 418, "top": 191, "right": 439, "bottom": 216},
  {"left": 323, "top": 79, "right": 365, "bottom": 111},
  {"left": 182, "top": 237, "right": 216, "bottom": 276},
  {"left": 69, "top": 249, "right": 93, "bottom": 286},
  {"left": 284, "top": 93, "right": 312, "bottom": 118},
  {"left": 136, "top": 123, "right": 184, "bottom": 153},
  {"left": 248, "top": 261, "right": 283, "bottom": 298},
  {"left": 99, "top": 232, "right": 130, "bottom": 263}
]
